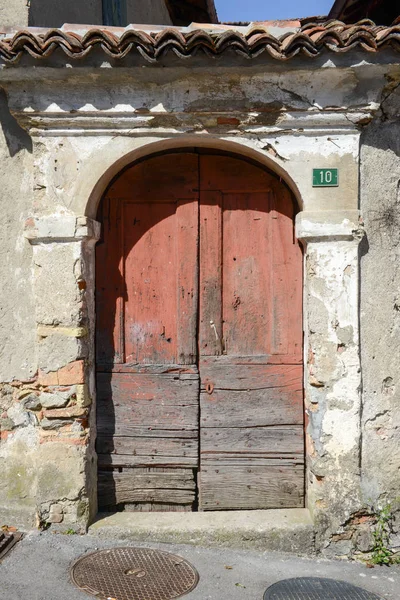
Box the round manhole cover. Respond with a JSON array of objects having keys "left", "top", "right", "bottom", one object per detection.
[
  {"left": 71, "top": 547, "right": 199, "bottom": 600},
  {"left": 264, "top": 577, "right": 383, "bottom": 600}
]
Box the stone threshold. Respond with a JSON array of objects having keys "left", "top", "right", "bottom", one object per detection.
[{"left": 89, "top": 509, "right": 315, "bottom": 554}]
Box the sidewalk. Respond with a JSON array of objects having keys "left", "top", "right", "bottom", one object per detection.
[{"left": 1, "top": 531, "right": 400, "bottom": 600}]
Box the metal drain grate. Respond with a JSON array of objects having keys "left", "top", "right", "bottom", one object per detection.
[
  {"left": 264, "top": 577, "right": 383, "bottom": 600},
  {"left": 71, "top": 547, "right": 199, "bottom": 600},
  {"left": 0, "top": 531, "right": 22, "bottom": 561}
]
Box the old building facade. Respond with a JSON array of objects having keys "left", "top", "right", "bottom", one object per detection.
[{"left": 0, "top": 0, "right": 400, "bottom": 558}]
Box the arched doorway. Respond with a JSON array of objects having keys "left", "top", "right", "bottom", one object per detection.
[{"left": 95, "top": 150, "right": 304, "bottom": 512}]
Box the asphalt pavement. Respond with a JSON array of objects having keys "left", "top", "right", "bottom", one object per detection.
[{"left": 1, "top": 531, "right": 400, "bottom": 600}]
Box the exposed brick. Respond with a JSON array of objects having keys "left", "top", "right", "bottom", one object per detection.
[
  {"left": 57, "top": 360, "right": 85, "bottom": 385},
  {"left": 217, "top": 116, "right": 240, "bottom": 126},
  {"left": 39, "top": 434, "right": 88, "bottom": 445},
  {"left": 38, "top": 360, "right": 85, "bottom": 386}
]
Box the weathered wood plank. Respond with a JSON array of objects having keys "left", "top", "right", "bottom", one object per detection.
[
  {"left": 96, "top": 196, "right": 125, "bottom": 365},
  {"left": 123, "top": 503, "right": 193, "bottom": 512},
  {"left": 270, "top": 182, "right": 303, "bottom": 357},
  {"left": 97, "top": 428, "right": 198, "bottom": 440},
  {"left": 107, "top": 153, "right": 199, "bottom": 203},
  {"left": 98, "top": 468, "right": 196, "bottom": 506},
  {"left": 97, "top": 364, "right": 199, "bottom": 375},
  {"left": 200, "top": 390, "right": 302, "bottom": 428},
  {"left": 199, "top": 465, "right": 304, "bottom": 510},
  {"left": 221, "top": 191, "right": 272, "bottom": 356},
  {"left": 97, "top": 372, "right": 199, "bottom": 403},
  {"left": 177, "top": 199, "right": 199, "bottom": 364},
  {"left": 96, "top": 372, "right": 199, "bottom": 433},
  {"left": 199, "top": 191, "right": 223, "bottom": 356},
  {"left": 202, "top": 456, "right": 304, "bottom": 467},
  {"left": 199, "top": 360, "right": 302, "bottom": 391},
  {"left": 98, "top": 453, "right": 197, "bottom": 468},
  {"left": 97, "top": 435, "right": 198, "bottom": 459},
  {"left": 201, "top": 426, "right": 304, "bottom": 457}
]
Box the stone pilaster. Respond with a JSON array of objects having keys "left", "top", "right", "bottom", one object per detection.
[
  {"left": 297, "top": 210, "right": 365, "bottom": 556},
  {"left": 15, "top": 215, "right": 101, "bottom": 529}
]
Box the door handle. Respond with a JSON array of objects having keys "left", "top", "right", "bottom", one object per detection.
[
  {"left": 210, "top": 320, "right": 219, "bottom": 340},
  {"left": 210, "top": 320, "right": 225, "bottom": 354}
]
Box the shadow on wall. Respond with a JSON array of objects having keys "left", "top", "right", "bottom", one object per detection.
[{"left": 0, "top": 88, "right": 32, "bottom": 157}]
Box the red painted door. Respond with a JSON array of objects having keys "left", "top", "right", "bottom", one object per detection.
[
  {"left": 96, "top": 152, "right": 304, "bottom": 512},
  {"left": 198, "top": 155, "right": 304, "bottom": 510},
  {"left": 96, "top": 154, "right": 200, "bottom": 511}
]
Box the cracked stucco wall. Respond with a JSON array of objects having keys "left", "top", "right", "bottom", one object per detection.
[
  {"left": 360, "top": 83, "right": 400, "bottom": 546},
  {"left": 0, "top": 90, "right": 36, "bottom": 383}
]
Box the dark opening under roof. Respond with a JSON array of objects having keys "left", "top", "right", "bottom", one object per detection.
[
  {"left": 329, "top": 0, "right": 400, "bottom": 26},
  {"left": 167, "top": 0, "right": 218, "bottom": 25}
]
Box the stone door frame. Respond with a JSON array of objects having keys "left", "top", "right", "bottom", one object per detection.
[{"left": 22, "top": 131, "right": 363, "bottom": 545}]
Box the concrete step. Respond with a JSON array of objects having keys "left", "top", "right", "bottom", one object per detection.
[{"left": 89, "top": 509, "right": 315, "bottom": 554}]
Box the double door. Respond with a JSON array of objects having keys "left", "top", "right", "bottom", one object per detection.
[{"left": 96, "top": 152, "right": 304, "bottom": 511}]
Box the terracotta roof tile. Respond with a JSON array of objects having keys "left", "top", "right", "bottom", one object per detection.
[{"left": 0, "top": 19, "right": 399, "bottom": 64}]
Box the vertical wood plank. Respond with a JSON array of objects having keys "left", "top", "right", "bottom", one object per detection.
[
  {"left": 199, "top": 190, "right": 223, "bottom": 356},
  {"left": 96, "top": 196, "right": 124, "bottom": 365},
  {"left": 123, "top": 201, "right": 178, "bottom": 364},
  {"left": 198, "top": 154, "right": 304, "bottom": 511},
  {"left": 270, "top": 183, "right": 303, "bottom": 357},
  {"left": 177, "top": 199, "right": 199, "bottom": 365},
  {"left": 222, "top": 191, "right": 272, "bottom": 356}
]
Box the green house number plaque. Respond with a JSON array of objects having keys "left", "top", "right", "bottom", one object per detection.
[{"left": 312, "top": 168, "right": 339, "bottom": 187}]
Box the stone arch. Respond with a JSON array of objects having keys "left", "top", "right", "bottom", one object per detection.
[{"left": 82, "top": 136, "right": 303, "bottom": 218}]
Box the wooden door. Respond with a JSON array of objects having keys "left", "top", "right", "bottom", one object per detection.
[
  {"left": 96, "top": 151, "right": 304, "bottom": 512},
  {"left": 96, "top": 154, "right": 200, "bottom": 511},
  {"left": 198, "top": 155, "right": 304, "bottom": 510}
]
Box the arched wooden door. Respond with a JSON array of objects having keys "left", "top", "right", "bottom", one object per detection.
[{"left": 96, "top": 151, "right": 304, "bottom": 512}]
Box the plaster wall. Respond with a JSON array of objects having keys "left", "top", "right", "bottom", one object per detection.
[
  {"left": 0, "top": 92, "right": 36, "bottom": 383},
  {"left": 126, "top": 0, "right": 172, "bottom": 26},
  {"left": 0, "top": 0, "right": 28, "bottom": 28},
  {"left": 0, "top": 0, "right": 173, "bottom": 28},
  {"left": 360, "top": 91, "right": 400, "bottom": 540},
  {"left": 0, "top": 91, "right": 38, "bottom": 526}
]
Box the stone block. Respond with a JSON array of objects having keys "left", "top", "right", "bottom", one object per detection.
[
  {"left": 355, "top": 525, "right": 374, "bottom": 553},
  {"left": 38, "top": 334, "right": 86, "bottom": 373},
  {"left": 40, "top": 418, "right": 73, "bottom": 430},
  {"left": 75, "top": 384, "right": 91, "bottom": 408},
  {"left": 21, "top": 394, "right": 42, "bottom": 411},
  {"left": 43, "top": 407, "right": 88, "bottom": 419},
  {"left": 33, "top": 243, "right": 84, "bottom": 327},
  {"left": 39, "top": 390, "right": 72, "bottom": 409}
]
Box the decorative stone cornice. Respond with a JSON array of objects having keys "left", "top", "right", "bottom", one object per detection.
[{"left": 296, "top": 210, "right": 364, "bottom": 242}]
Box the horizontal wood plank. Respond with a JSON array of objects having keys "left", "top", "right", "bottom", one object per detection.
[
  {"left": 200, "top": 360, "right": 303, "bottom": 391},
  {"left": 97, "top": 435, "right": 198, "bottom": 459},
  {"left": 201, "top": 426, "right": 304, "bottom": 457},
  {"left": 199, "top": 465, "right": 304, "bottom": 510},
  {"left": 98, "top": 453, "right": 197, "bottom": 468},
  {"left": 98, "top": 468, "right": 196, "bottom": 506},
  {"left": 97, "top": 372, "right": 199, "bottom": 404},
  {"left": 200, "top": 390, "right": 302, "bottom": 428},
  {"left": 97, "top": 372, "right": 199, "bottom": 433},
  {"left": 97, "top": 364, "right": 199, "bottom": 375}
]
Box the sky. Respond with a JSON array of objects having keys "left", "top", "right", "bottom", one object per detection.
[{"left": 215, "top": 0, "right": 334, "bottom": 22}]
